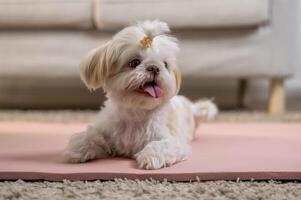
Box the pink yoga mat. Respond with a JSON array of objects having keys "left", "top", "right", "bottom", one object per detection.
[{"left": 0, "top": 122, "right": 300, "bottom": 181}]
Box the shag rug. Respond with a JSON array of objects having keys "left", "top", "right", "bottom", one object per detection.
[{"left": 0, "top": 110, "right": 300, "bottom": 200}]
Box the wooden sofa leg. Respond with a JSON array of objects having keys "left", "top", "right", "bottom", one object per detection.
[
  {"left": 237, "top": 78, "right": 248, "bottom": 109},
  {"left": 268, "top": 78, "right": 285, "bottom": 116}
]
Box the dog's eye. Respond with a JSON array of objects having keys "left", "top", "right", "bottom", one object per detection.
[
  {"left": 128, "top": 59, "right": 141, "bottom": 68},
  {"left": 164, "top": 61, "right": 168, "bottom": 69}
]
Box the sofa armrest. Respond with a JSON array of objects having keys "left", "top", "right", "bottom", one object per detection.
[{"left": 267, "top": 0, "right": 298, "bottom": 77}]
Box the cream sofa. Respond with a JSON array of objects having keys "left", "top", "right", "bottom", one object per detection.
[{"left": 0, "top": 0, "right": 297, "bottom": 115}]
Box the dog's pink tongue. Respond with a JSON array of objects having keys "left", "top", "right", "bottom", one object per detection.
[{"left": 143, "top": 85, "right": 164, "bottom": 98}]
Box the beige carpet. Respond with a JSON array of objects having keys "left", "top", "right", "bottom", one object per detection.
[
  {"left": 0, "top": 110, "right": 301, "bottom": 200},
  {"left": 0, "top": 179, "right": 300, "bottom": 200}
]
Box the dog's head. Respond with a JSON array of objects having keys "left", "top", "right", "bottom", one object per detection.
[{"left": 80, "top": 20, "right": 181, "bottom": 110}]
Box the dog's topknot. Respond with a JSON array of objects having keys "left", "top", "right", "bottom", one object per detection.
[{"left": 137, "top": 20, "right": 170, "bottom": 39}]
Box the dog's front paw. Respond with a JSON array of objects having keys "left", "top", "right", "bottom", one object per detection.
[
  {"left": 64, "top": 148, "right": 97, "bottom": 163},
  {"left": 63, "top": 133, "right": 96, "bottom": 163},
  {"left": 135, "top": 150, "right": 174, "bottom": 170},
  {"left": 63, "top": 131, "right": 109, "bottom": 163},
  {"left": 134, "top": 140, "right": 191, "bottom": 170}
]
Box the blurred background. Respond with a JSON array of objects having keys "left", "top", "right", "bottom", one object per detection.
[{"left": 0, "top": 0, "right": 300, "bottom": 116}]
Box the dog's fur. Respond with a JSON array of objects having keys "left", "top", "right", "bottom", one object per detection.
[{"left": 64, "top": 20, "right": 218, "bottom": 169}]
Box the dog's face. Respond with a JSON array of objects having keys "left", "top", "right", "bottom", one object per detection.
[{"left": 80, "top": 20, "right": 181, "bottom": 110}]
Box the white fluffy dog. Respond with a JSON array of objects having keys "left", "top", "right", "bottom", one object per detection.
[{"left": 64, "top": 20, "right": 218, "bottom": 169}]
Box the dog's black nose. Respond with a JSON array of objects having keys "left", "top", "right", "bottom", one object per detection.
[{"left": 146, "top": 65, "right": 160, "bottom": 74}]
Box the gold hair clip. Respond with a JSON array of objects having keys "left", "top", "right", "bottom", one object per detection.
[{"left": 140, "top": 35, "right": 152, "bottom": 49}]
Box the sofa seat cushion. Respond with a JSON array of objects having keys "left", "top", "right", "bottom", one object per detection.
[
  {"left": 94, "top": 0, "right": 270, "bottom": 30},
  {"left": 0, "top": 0, "right": 92, "bottom": 29}
]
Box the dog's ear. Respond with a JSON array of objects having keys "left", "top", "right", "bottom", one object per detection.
[
  {"left": 80, "top": 41, "right": 115, "bottom": 90},
  {"left": 173, "top": 67, "right": 182, "bottom": 94}
]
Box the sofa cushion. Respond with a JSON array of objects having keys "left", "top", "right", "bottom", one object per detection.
[
  {"left": 94, "top": 0, "right": 270, "bottom": 30},
  {"left": 0, "top": 0, "right": 92, "bottom": 29},
  {"left": 0, "top": 31, "right": 107, "bottom": 77},
  {"left": 0, "top": 28, "right": 293, "bottom": 80}
]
